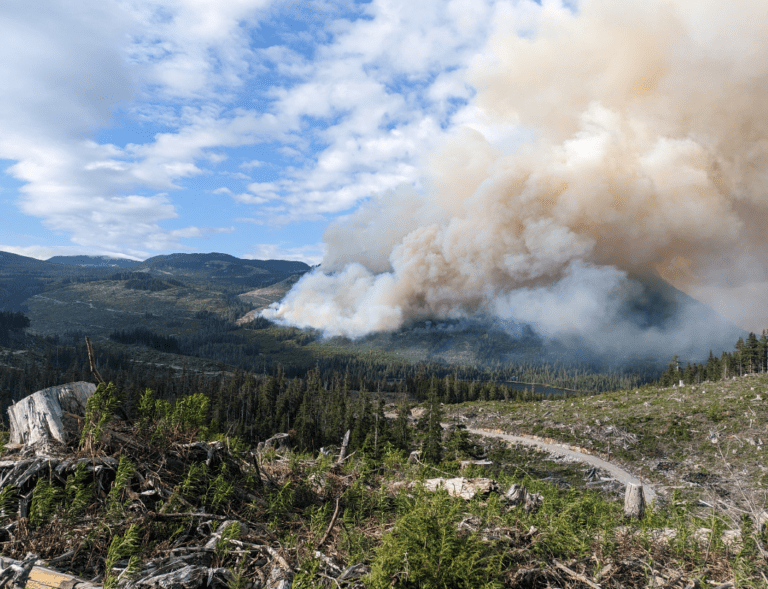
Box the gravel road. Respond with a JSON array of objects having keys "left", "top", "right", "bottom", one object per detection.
[{"left": 465, "top": 427, "right": 658, "bottom": 504}]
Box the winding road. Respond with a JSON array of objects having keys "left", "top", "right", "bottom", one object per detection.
[{"left": 465, "top": 427, "right": 658, "bottom": 503}]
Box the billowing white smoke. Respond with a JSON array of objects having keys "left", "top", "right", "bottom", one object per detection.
[{"left": 264, "top": 0, "right": 768, "bottom": 356}]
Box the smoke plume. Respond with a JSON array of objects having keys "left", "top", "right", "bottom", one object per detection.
[{"left": 264, "top": 0, "right": 768, "bottom": 359}]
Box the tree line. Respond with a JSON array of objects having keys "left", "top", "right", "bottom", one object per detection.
[
  {"left": 0, "top": 311, "right": 30, "bottom": 345},
  {"left": 659, "top": 329, "right": 768, "bottom": 385}
]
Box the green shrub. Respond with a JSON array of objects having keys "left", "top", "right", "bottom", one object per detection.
[
  {"left": 104, "top": 524, "right": 142, "bottom": 589},
  {"left": 368, "top": 489, "right": 503, "bottom": 589},
  {"left": 0, "top": 484, "right": 18, "bottom": 522},
  {"left": 171, "top": 393, "right": 210, "bottom": 432},
  {"left": 215, "top": 521, "right": 242, "bottom": 561},
  {"left": 80, "top": 382, "right": 120, "bottom": 451},
  {"left": 107, "top": 456, "right": 136, "bottom": 517},
  {"left": 207, "top": 464, "right": 234, "bottom": 511},
  {"left": 65, "top": 462, "right": 93, "bottom": 519},
  {"left": 29, "top": 477, "right": 64, "bottom": 527}
]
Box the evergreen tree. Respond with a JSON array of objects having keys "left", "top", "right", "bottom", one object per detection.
[
  {"left": 422, "top": 379, "right": 443, "bottom": 465},
  {"left": 744, "top": 332, "right": 759, "bottom": 374},
  {"left": 705, "top": 350, "right": 721, "bottom": 382},
  {"left": 734, "top": 337, "right": 745, "bottom": 376},
  {"left": 392, "top": 395, "right": 411, "bottom": 452},
  {"left": 683, "top": 363, "right": 694, "bottom": 385},
  {"left": 351, "top": 388, "right": 373, "bottom": 451},
  {"left": 760, "top": 330, "right": 768, "bottom": 373},
  {"left": 293, "top": 389, "right": 317, "bottom": 451}
]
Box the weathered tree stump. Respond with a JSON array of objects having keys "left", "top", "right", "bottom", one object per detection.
[
  {"left": 505, "top": 484, "right": 544, "bottom": 512},
  {"left": 337, "top": 429, "right": 350, "bottom": 464},
  {"left": 624, "top": 482, "right": 646, "bottom": 519},
  {"left": 7, "top": 382, "right": 96, "bottom": 446},
  {"left": 257, "top": 433, "right": 291, "bottom": 454}
]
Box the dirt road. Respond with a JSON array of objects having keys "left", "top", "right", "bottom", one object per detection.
[{"left": 465, "top": 427, "right": 658, "bottom": 504}]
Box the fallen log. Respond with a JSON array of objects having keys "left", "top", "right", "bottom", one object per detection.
[
  {"left": 0, "top": 554, "right": 37, "bottom": 589},
  {"left": 553, "top": 559, "right": 603, "bottom": 589}
]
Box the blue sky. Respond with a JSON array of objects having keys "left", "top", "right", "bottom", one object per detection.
[{"left": 0, "top": 0, "right": 539, "bottom": 264}]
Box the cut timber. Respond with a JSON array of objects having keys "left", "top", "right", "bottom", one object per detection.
[
  {"left": 624, "top": 483, "right": 646, "bottom": 519},
  {"left": 7, "top": 382, "right": 96, "bottom": 447},
  {"left": 0, "top": 557, "right": 100, "bottom": 589}
]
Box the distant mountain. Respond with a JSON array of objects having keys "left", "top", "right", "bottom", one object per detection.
[
  {"left": 0, "top": 251, "right": 113, "bottom": 311},
  {"left": 0, "top": 251, "right": 60, "bottom": 270},
  {"left": 0, "top": 249, "right": 309, "bottom": 312},
  {"left": 47, "top": 255, "right": 143, "bottom": 268},
  {"left": 136, "top": 253, "right": 309, "bottom": 289},
  {"left": 139, "top": 253, "right": 308, "bottom": 274},
  {"left": 312, "top": 271, "right": 747, "bottom": 371}
]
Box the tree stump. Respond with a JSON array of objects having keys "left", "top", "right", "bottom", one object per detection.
[
  {"left": 337, "top": 429, "right": 350, "bottom": 464},
  {"left": 624, "top": 483, "right": 646, "bottom": 519},
  {"left": 7, "top": 382, "right": 96, "bottom": 446}
]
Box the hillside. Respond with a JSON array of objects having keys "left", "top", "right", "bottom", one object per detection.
[
  {"left": 448, "top": 372, "right": 768, "bottom": 519},
  {"left": 0, "top": 248, "right": 751, "bottom": 390},
  {"left": 136, "top": 253, "right": 309, "bottom": 290},
  {"left": 46, "top": 255, "right": 143, "bottom": 268},
  {"left": 0, "top": 371, "right": 765, "bottom": 589}
]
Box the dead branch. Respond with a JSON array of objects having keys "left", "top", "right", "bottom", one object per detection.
[
  {"left": 84, "top": 337, "right": 104, "bottom": 384},
  {"left": 317, "top": 497, "right": 341, "bottom": 549},
  {"left": 553, "top": 559, "right": 603, "bottom": 589}
]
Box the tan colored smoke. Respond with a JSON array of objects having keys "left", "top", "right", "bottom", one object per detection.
[{"left": 264, "top": 0, "right": 768, "bottom": 343}]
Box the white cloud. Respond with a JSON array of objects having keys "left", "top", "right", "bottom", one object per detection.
[
  {"left": 239, "top": 159, "right": 266, "bottom": 169},
  {"left": 0, "top": 0, "right": 536, "bottom": 254},
  {"left": 230, "top": 0, "right": 502, "bottom": 222},
  {"left": 0, "top": 0, "right": 281, "bottom": 257},
  {"left": 0, "top": 243, "right": 147, "bottom": 261},
  {"left": 244, "top": 242, "right": 326, "bottom": 265},
  {"left": 123, "top": 0, "right": 275, "bottom": 99}
]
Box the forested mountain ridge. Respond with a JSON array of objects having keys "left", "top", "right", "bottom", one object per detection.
[
  {"left": 136, "top": 252, "right": 309, "bottom": 287},
  {"left": 46, "top": 255, "right": 142, "bottom": 268},
  {"left": 0, "top": 249, "right": 749, "bottom": 395}
]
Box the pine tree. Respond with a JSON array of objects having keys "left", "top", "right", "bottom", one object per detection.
[
  {"left": 351, "top": 388, "right": 372, "bottom": 451},
  {"left": 734, "top": 337, "right": 745, "bottom": 376},
  {"left": 393, "top": 395, "right": 411, "bottom": 452},
  {"left": 422, "top": 379, "right": 443, "bottom": 465},
  {"left": 744, "top": 332, "right": 759, "bottom": 374}
]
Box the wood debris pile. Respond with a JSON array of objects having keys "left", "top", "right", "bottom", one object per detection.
[{"left": 0, "top": 384, "right": 365, "bottom": 589}]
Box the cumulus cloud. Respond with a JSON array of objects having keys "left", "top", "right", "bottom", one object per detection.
[
  {"left": 265, "top": 0, "right": 768, "bottom": 357},
  {"left": 237, "top": 0, "right": 501, "bottom": 222},
  {"left": 1, "top": 0, "right": 501, "bottom": 255},
  {"left": 244, "top": 242, "right": 325, "bottom": 266},
  {"left": 0, "top": 0, "right": 275, "bottom": 257}
]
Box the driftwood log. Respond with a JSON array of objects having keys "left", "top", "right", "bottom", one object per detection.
[{"left": 7, "top": 382, "right": 96, "bottom": 447}]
